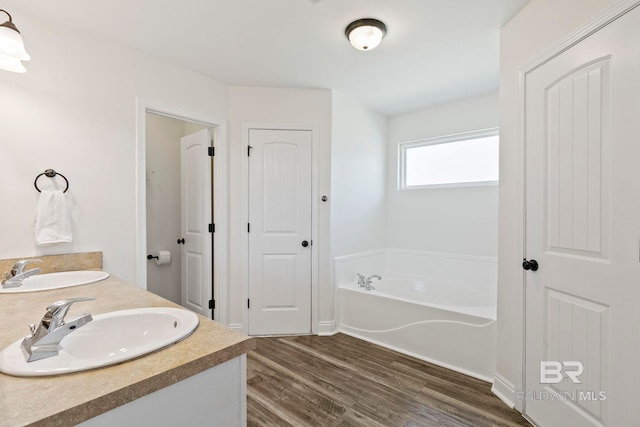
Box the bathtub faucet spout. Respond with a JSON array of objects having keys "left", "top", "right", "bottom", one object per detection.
[{"left": 364, "top": 275, "right": 381, "bottom": 291}]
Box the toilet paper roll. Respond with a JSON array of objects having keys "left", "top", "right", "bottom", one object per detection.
[{"left": 155, "top": 250, "right": 171, "bottom": 266}]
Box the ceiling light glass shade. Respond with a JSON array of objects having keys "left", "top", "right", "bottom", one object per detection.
[
  {"left": 0, "top": 25, "right": 30, "bottom": 60},
  {"left": 0, "top": 10, "right": 30, "bottom": 73},
  {"left": 345, "top": 18, "right": 386, "bottom": 51},
  {"left": 0, "top": 55, "right": 26, "bottom": 73}
]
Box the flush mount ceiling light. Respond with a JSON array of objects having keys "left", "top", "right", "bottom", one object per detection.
[
  {"left": 345, "top": 18, "right": 386, "bottom": 51},
  {"left": 0, "top": 9, "right": 30, "bottom": 73}
]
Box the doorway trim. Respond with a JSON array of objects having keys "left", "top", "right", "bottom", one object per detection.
[
  {"left": 135, "top": 98, "right": 229, "bottom": 325},
  {"left": 240, "top": 123, "right": 320, "bottom": 335},
  {"left": 507, "top": 0, "right": 640, "bottom": 413}
]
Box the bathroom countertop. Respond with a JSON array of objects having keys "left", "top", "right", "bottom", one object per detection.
[{"left": 0, "top": 275, "right": 255, "bottom": 427}]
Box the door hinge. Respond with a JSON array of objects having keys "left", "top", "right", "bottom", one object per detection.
[
  {"left": 209, "top": 223, "right": 214, "bottom": 233},
  {"left": 209, "top": 299, "right": 215, "bottom": 310},
  {"left": 208, "top": 146, "right": 215, "bottom": 156},
  {"left": 247, "top": 223, "right": 250, "bottom": 233},
  {"left": 247, "top": 145, "right": 252, "bottom": 157},
  {"left": 247, "top": 299, "right": 250, "bottom": 309}
]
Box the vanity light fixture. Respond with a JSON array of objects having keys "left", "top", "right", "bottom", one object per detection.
[
  {"left": 345, "top": 18, "right": 386, "bottom": 51},
  {"left": 0, "top": 9, "right": 30, "bottom": 73}
]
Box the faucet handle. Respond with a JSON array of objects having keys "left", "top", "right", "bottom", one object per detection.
[
  {"left": 11, "top": 259, "right": 42, "bottom": 276},
  {"left": 45, "top": 297, "right": 95, "bottom": 329}
]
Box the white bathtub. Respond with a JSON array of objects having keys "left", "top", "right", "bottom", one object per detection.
[
  {"left": 335, "top": 250, "right": 497, "bottom": 382},
  {"left": 371, "top": 278, "right": 496, "bottom": 320}
]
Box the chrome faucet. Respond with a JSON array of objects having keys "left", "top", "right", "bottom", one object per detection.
[
  {"left": 21, "top": 297, "right": 95, "bottom": 362},
  {"left": 2, "top": 259, "right": 42, "bottom": 288},
  {"left": 364, "top": 275, "right": 381, "bottom": 291},
  {"left": 356, "top": 273, "right": 366, "bottom": 287}
]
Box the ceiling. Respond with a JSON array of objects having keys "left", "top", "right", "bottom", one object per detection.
[{"left": 10, "top": 0, "right": 529, "bottom": 116}]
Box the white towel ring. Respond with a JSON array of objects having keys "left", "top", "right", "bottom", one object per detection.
[{"left": 34, "top": 169, "right": 69, "bottom": 193}]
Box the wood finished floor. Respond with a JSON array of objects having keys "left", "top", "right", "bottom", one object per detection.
[{"left": 247, "top": 334, "right": 531, "bottom": 427}]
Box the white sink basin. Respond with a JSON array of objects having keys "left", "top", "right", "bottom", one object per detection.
[
  {"left": 0, "top": 307, "right": 199, "bottom": 376},
  {"left": 0, "top": 270, "right": 109, "bottom": 293}
]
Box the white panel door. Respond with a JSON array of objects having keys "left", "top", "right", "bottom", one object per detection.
[
  {"left": 248, "top": 129, "right": 312, "bottom": 335},
  {"left": 180, "top": 129, "right": 212, "bottom": 318},
  {"left": 524, "top": 6, "right": 640, "bottom": 426}
]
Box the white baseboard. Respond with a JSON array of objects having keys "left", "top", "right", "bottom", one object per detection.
[
  {"left": 231, "top": 322, "right": 338, "bottom": 336},
  {"left": 491, "top": 373, "right": 517, "bottom": 409},
  {"left": 228, "top": 323, "right": 244, "bottom": 333},
  {"left": 317, "top": 321, "right": 337, "bottom": 336}
]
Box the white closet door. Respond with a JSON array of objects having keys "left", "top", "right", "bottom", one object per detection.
[
  {"left": 523, "top": 6, "right": 640, "bottom": 426},
  {"left": 180, "top": 129, "right": 212, "bottom": 317},
  {"left": 248, "top": 129, "right": 312, "bottom": 335}
]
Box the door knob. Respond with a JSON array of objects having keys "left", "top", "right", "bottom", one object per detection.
[
  {"left": 301, "top": 240, "right": 309, "bottom": 247},
  {"left": 522, "top": 259, "right": 539, "bottom": 271},
  {"left": 177, "top": 238, "right": 185, "bottom": 244}
]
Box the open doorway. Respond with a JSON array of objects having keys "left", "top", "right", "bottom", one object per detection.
[{"left": 145, "top": 112, "right": 214, "bottom": 318}]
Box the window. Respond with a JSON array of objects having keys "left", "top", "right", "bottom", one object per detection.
[{"left": 399, "top": 128, "right": 499, "bottom": 189}]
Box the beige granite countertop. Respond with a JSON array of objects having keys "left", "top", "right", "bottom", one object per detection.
[{"left": 0, "top": 275, "right": 255, "bottom": 427}]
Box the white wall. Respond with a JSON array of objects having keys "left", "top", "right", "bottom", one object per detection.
[
  {"left": 227, "top": 86, "right": 333, "bottom": 331},
  {"left": 330, "top": 91, "right": 387, "bottom": 257},
  {"left": 497, "top": 0, "right": 617, "bottom": 406},
  {"left": 0, "top": 6, "right": 228, "bottom": 282},
  {"left": 387, "top": 92, "right": 499, "bottom": 257}
]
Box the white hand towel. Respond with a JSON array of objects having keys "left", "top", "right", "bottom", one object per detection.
[{"left": 34, "top": 190, "right": 72, "bottom": 245}]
